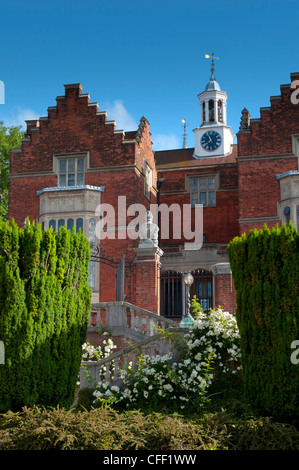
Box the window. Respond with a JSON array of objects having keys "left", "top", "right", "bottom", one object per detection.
[
  {"left": 76, "top": 218, "right": 83, "bottom": 233},
  {"left": 144, "top": 163, "right": 153, "bottom": 200},
  {"left": 198, "top": 281, "right": 212, "bottom": 312},
  {"left": 58, "top": 219, "right": 65, "bottom": 230},
  {"left": 58, "top": 157, "right": 85, "bottom": 187},
  {"left": 218, "top": 100, "right": 223, "bottom": 122},
  {"left": 88, "top": 261, "right": 95, "bottom": 289},
  {"left": 209, "top": 99, "right": 214, "bottom": 122},
  {"left": 49, "top": 220, "right": 56, "bottom": 231},
  {"left": 297, "top": 205, "right": 299, "bottom": 230},
  {"left": 190, "top": 177, "right": 216, "bottom": 206},
  {"left": 67, "top": 218, "right": 74, "bottom": 231},
  {"left": 89, "top": 218, "right": 96, "bottom": 243},
  {"left": 48, "top": 217, "right": 83, "bottom": 232}
]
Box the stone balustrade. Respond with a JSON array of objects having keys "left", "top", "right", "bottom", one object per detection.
[
  {"left": 89, "top": 301, "right": 179, "bottom": 341},
  {"left": 80, "top": 327, "right": 188, "bottom": 390}
]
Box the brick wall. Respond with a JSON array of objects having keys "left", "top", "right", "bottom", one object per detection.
[
  {"left": 213, "top": 273, "right": 237, "bottom": 314},
  {"left": 157, "top": 164, "right": 239, "bottom": 246},
  {"left": 237, "top": 73, "right": 299, "bottom": 234},
  {"left": 8, "top": 83, "right": 157, "bottom": 309}
]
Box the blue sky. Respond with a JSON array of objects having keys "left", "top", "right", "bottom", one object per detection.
[{"left": 0, "top": 0, "right": 299, "bottom": 150}]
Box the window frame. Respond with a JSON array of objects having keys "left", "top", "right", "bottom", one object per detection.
[
  {"left": 53, "top": 152, "right": 89, "bottom": 188},
  {"left": 188, "top": 174, "right": 218, "bottom": 207},
  {"left": 144, "top": 161, "right": 153, "bottom": 201}
]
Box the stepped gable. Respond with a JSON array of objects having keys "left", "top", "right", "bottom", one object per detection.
[
  {"left": 237, "top": 72, "right": 299, "bottom": 156},
  {"left": 134, "top": 116, "right": 156, "bottom": 178},
  {"left": 10, "top": 83, "right": 143, "bottom": 174}
]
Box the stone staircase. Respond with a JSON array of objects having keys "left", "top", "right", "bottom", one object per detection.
[{"left": 79, "top": 302, "right": 188, "bottom": 390}]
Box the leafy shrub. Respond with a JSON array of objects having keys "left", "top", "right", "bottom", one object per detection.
[
  {"left": 227, "top": 223, "right": 299, "bottom": 423},
  {"left": 0, "top": 405, "right": 298, "bottom": 450},
  {"left": 0, "top": 219, "right": 91, "bottom": 412}
]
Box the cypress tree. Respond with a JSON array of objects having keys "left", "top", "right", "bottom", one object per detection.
[
  {"left": 227, "top": 223, "right": 299, "bottom": 423},
  {"left": 0, "top": 219, "right": 91, "bottom": 412}
]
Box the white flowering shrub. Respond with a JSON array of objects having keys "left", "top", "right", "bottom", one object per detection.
[
  {"left": 93, "top": 351, "right": 214, "bottom": 411},
  {"left": 82, "top": 334, "right": 117, "bottom": 361},
  {"left": 92, "top": 300, "right": 241, "bottom": 412},
  {"left": 186, "top": 298, "right": 242, "bottom": 376},
  {"left": 81, "top": 334, "right": 117, "bottom": 383}
]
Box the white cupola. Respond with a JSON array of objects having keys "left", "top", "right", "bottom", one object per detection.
[{"left": 193, "top": 54, "right": 234, "bottom": 158}]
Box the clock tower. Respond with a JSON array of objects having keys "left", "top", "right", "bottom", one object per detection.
[{"left": 193, "top": 54, "right": 234, "bottom": 158}]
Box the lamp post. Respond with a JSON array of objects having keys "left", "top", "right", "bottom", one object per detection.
[{"left": 180, "top": 272, "right": 195, "bottom": 327}]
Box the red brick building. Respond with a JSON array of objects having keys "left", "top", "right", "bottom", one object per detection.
[{"left": 8, "top": 70, "right": 299, "bottom": 318}]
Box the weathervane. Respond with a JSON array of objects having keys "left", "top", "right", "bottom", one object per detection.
[
  {"left": 205, "top": 53, "right": 219, "bottom": 80},
  {"left": 182, "top": 119, "right": 188, "bottom": 149}
]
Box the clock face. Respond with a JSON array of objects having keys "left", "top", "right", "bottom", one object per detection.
[{"left": 200, "top": 131, "right": 222, "bottom": 151}]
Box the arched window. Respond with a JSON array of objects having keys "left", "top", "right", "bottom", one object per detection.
[
  {"left": 209, "top": 100, "right": 214, "bottom": 122},
  {"left": 88, "top": 261, "right": 95, "bottom": 289},
  {"left": 284, "top": 206, "right": 290, "bottom": 226},
  {"left": 89, "top": 218, "right": 96, "bottom": 242},
  {"left": 76, "top": 218, "right": 83, "bottom": 233},
  {"left": 67, "top": 218, "right": 74, "bottom": 231},
  {"left": 58, "top": 219, "right": 65, "bottom": 230},
  {"left": 218, "top": 100, "right": 223, "bottom": 122},
  {"left": 49, "top": 220, "right": 56, "bottom": 232}
]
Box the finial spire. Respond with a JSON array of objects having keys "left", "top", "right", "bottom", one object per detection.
[
  {"left": 182, "top": 119, "right": 188, "bottom": 148},
  {"left": 205, "top": 53, "right": 219, "bottom": 81}
]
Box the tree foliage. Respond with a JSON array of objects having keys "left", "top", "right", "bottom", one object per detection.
[
  {"left": 0, "top": 218, "right": 92, "bottom": 412},
  {"left": 0, "top": 122, "right": 24, "bottom": 220},
  {"left": 227, "top": 223, "right": 299, "bottom": 423}
]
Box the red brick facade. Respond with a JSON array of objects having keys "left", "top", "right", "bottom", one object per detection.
[{"left": 8, "top": 73, "right": 299, "bottom": 317}]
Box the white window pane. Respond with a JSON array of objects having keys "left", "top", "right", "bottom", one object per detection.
[
  {"left": 199, "top": 178, "right": 207, "bottom": 190},
  {"left": 59, "top": 159, "right": 66, "bottom": 172},
  {"left": 68, "top": 174, "right": 75, "bottom": 186},
  {"left": 89, "top": 218, "right": 96, "bottom": 242},
  {"left": 208, "top": 191, "right": 216, "bottom": 206},
  {"left": 88, "top": 261, "right": 95, "bottom": 289},
  {"left": 77, "top": 172, "right": 84, "bottom": 185},
  {"left": 68, "top": 159, "right": 75, "bottom": 172},
  {"left": 208, "top": 178, "right": 215, "bottom": 190},
  {"left": 200, "top": 192, "right": 207, "bottom": 205},
  {"left": 59, "top": 174, "right": 66, "bottom": 187},
  {"left": 191, "top": 192, "right": 199, "bottom": 205},
  {"left": 77, "top": 158, "right": 84, "bottom": 171},
  {"left": 191, "top": 179, "right": 198, "bottom": 191}
]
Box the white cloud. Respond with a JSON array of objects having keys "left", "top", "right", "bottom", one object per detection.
[
  {"left": 5, "top": 107, "right": 40, "bottom": 129},
  {"left": 152, "top": 133, "right": 180, "bottom": 151},
  {"left": 104, "top": 100, "right": 138, "bottom": 131}
]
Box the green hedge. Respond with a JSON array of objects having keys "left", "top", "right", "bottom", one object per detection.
[
  {"left": 0, "top": 219, "right": 92, "bottom": 412},
  {"left": 227, "top": 223, "right": 299, "bottom": 422}
]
